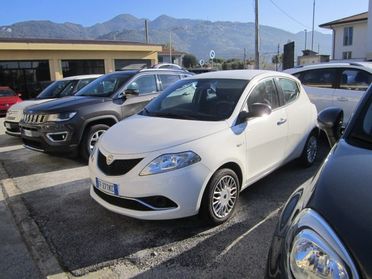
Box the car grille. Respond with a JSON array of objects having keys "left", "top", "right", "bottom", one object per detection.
[
  {"left": 23, "top": 113, "right": 47, "bottom": 124},
  {"left": 97, "top": 150, "right": 143, "bottom": 176}
]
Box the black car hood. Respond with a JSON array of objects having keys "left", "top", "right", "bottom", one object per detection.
[
  {"left": 308, "top": 139, "right": 372, "bottom": 278},
  {"left": 25, "top": 96, "right": 110, "bottom": 113}
]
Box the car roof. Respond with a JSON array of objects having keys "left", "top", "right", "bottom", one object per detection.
[
  {"left": 189, "top": 69, "right": 287, "bottom": 80},
  {"left": 285, "top": 62, "right": 372, "bottom": 74},
  {"left": 60, "top": 74, "right": 103, "bottom": 81}
]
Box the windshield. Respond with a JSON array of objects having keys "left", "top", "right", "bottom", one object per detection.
[
  {"left": 348, "top": 86, "right": 372, "bottom": 149},
  {"left": 37, "top": 80, "right": 77, "bottom": 99},
  {"left": 76, "top": 73, "right": 135, "bottom": 97},
  {"left": 143, "top": 78, "right": 249, "bottom": 121},
  {"left": 0, "top": 88, "right": 16, "bottom": 97}
]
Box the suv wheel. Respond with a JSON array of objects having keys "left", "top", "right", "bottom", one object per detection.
[
  {"left": 80, "top": 124, "right": 109, "bottom": 161},
  {"left": 200, "top": 168, "right": 240, "bottom": 225}
]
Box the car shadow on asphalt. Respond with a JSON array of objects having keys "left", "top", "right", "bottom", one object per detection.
[
  {"left": 14, "top": 138, "right": 330, "bottom": 277},
  {"left": 0, "top": 134, "right": 23, "bottom": 148}
]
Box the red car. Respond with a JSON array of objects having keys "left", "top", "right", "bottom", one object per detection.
[{"left": 0, "top": 86, "right": 22, "bottom": 116}]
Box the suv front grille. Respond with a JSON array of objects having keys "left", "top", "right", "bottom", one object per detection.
[
  {"left": 23, "top": 113, "right": 47, "bottom": 124},
  {"left": 97, "top": 150, "right": 142, "bottom": 176}
]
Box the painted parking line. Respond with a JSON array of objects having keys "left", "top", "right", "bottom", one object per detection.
[
  {"left": 0, "top": 145, "right": 24, "bottom": 153},
  {"left": 215, "top": 207, "right": 282, "bottom": 262}
]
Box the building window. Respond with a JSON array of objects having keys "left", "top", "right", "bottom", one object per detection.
[
  {"left": 62, "top": 60, "right": 105, "bottom": 77},
  {"left": 342, "top": 51, "right": 352, "bottom": 59},
  {"left": 0, "top": 60, "right": 51, "bottom": 99},
  {"left": 343, "top": 27, "right": 353, "bottom": 46}
]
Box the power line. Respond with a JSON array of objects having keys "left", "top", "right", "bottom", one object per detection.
[{"left": 268, "top": 0, "right": 311, "bottom": 29}]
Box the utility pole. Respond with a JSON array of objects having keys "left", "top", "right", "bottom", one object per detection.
[
  {"left": 255, "top": 0, "right": 260, "bottom": 69},
  {"left": 243, "top": 48, "right": 246, "bottom": 69},
  {"left": 311, "top": 0, "right": 315, "bottom": 51},
  {"left": 304, "top": 29, "right": 307, "bottom": 50},
  {"left": 276, "top": 44, "right": 280, "bottom": 71},
  {"left": 169, "top": 31, "right": 172, "bottom": 63},
  {"left": 145, "top": 20, "right": 149, "bottom": 44}
]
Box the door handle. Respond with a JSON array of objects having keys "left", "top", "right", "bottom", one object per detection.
[
  {"left": 277, "top": 118, "right": 287, "bottom": 125},
  {"left": 337, "top": 97, "right": 348, "bottom": 102}
]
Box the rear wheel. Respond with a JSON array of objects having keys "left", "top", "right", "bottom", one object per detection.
[
  {"left": 200, "top": 168, "right": 240, "bottom": 225},
  {"left": 299, "top": 132, "right": 318, "bottom": 167},
  {"left": 80, "top": 124, "right": 109, "bottom": 161}
]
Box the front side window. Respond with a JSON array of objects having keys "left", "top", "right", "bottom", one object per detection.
[
  {"left": 339, "top": 69, "right": 372, "bottom": 91},
  {"left": 248, "top": 79, "right": 279, "bottom": 110},
  {"left": 348, "top": 87, "right": 372, "bottom": 149},
  {"left": 343, "top": 27, "right": 353, "bottom": 46},
  {"left": 300, "top": 69, "right": 336, "bottom": 89},
  {"left": 144, "top": 78, "right": 248, "bottom": 121},
  {"left": 278, "top": 78, "right": 300, "bottom": 104},
  {"left": 76, "top": 73, "right": 134, "bottom": 97},
  {"left": 126, "top": 75, "right": 157, "bottom": 94}
]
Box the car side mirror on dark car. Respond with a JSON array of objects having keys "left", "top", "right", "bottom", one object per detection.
[
  {"left": 236, "top": 103, "right": 272, "bottom": 125},
  {"left": 125, "top": 88, "right": 139, "bottom": 96},
  {"left": 318, "top": 107, "right": 344, "bottom": 147}
]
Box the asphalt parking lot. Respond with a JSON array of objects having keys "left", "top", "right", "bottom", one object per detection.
[{"left": 0, "top": 117, "right": 330, "bottom": 278}]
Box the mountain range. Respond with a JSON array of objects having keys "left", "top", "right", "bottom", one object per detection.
[{"left": 0, "top": 14, "right": 332, "bottom": 60}]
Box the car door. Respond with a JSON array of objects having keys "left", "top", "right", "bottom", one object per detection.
[
  {"left": 276, "top": 77, "right": 306, "bottom": 159},
  {"left": 295, "top": 68, "right": 337, "bottom": 113},
  {"left": 334, "top": 68, "right": 372, "bottom": 123},
  {"left": 244, "top": 78, "right": 288, "bottom": 180},
  {"left": 120, "top": 74, "right": 160, "bottom": 119}
]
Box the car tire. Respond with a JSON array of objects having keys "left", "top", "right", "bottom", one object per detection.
[
  {"left": 80, "top": 124, "right": 109, "bottom": 161},
  {"left": 299, "top": 131, "right": 318, "bottom": 167},
  {"left": 200, "top": 168, "right": 240, "bottom": 225}
]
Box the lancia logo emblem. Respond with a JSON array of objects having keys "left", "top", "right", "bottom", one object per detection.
[{"left": 106, "top": 154, "right": 114, "bottom": 165}]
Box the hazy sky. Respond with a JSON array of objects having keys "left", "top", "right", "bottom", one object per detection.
[{"left": 0, "top": 0, "right": 368, "bottom": 34}]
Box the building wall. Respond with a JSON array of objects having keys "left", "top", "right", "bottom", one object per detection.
[
  {"left": 333, "top": 22, "right": 367, "bottom": 60},
  {"left": 367, "top": 0, "right": 372, "bottom": 60}
]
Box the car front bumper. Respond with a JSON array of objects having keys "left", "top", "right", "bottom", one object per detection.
[
  {"left": 20, "top": 121, "right": 79, "bottom": 153},
  {"left": 4, "top": 121, "right": 21, "bottom": 136},
  {"left": 89, "top": 154, "right": 211, "bottom": 220}
]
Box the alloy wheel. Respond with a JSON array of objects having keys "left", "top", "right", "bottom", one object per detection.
[{"left": 212, "top": 175, "right": 238, "bottom": 219}]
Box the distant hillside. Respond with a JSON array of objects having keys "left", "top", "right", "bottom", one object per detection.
[{"left": 0, "top": 14, "right": 332, "bottom": 60}]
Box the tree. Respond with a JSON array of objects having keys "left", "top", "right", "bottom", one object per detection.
[{"left": 182, "top": 54, "right": 197, "bottom": 68}]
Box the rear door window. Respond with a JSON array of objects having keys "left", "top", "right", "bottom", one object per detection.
[
  {"left": 127, "top": 75, "right": 157, "bottom": 94},
  {"left": 278, "top": 78, "right": 300, "bottom": 104},
  {"left": 299, "top": 69, "right": 336, "bottom": 89},
  {"left": 339, "top": 69, "right": 372, "bottom": 91}
]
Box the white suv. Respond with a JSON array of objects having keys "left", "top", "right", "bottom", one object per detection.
[
  {"left": 285, "top": 62, "right": 372, "bottom": 123},
  {"left": 4, "top": 74, "right": 101, "bottom": 136},
  {"left": 89, "top": 70, "right": 318, "bottom": 225}
]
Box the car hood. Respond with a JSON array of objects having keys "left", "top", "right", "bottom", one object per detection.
[
  {"left": 99, "top": 114, "right": 228, "bottom": 155},
  {"left": 0, "top": 96, "right": 19, "bottom": 105},
  {"left": 25, "top": 96, "right": 108, "bottom": 113},
  {"left": 308, "top": 139, "right": 372, "bottom": 278},
  {"left": 8, "top": 99, "right": 52, "bottom": 112}
]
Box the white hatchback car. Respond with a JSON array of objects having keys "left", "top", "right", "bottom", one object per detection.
[
  {"left": 285, "top": 62, "right": 372, "bottom": 123},
  {"left": 89, "top": 70, "right": 318, "bottom": 224}
]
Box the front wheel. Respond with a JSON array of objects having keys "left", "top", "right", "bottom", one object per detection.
[
  {"left": 80, "top": 124, "right": 109, "bottom": 161},
  {"left": 200, "top": 168, "right": 240, "bottom": 225},
  {"left": 299, "top": 132, "right": 318, "bottom": 167}
]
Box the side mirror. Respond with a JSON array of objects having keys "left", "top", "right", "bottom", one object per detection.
[
  {"left": 236, "top": 103, "right": 272, "bottom": 125},
  {"left": 318, "top": 107, "right": 344, "bottom": 147},
  {"left": 125, "top": 88, "right": 139, "bottom": 96}
]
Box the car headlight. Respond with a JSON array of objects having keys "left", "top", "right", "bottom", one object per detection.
[
  {"left": 140, "top": 151, "right": 201, "bottom": 176},
  {"left": 288, "top": 209, "right": 359, "bottom": 279},
  {"left": 45, "top": 112, "right": 76, "bottom": 122}
]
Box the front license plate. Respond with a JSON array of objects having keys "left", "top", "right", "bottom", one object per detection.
[
  {"left": 95, "top": 178, "right": 119, "bottom": 196},
  {"left": 5, "top": 123, "right": 11, "bottom": 129},
  {"left": 23, "top": 129, "right": 34, "bottom": 137}
]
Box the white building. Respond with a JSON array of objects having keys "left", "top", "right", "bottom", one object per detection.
[{"left": 319, "top": 12, "right": 368, "bottom": 61}]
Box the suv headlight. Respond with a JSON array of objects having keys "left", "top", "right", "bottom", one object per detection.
[
  {"left": 140, "top": 151, "right": 201, "bottom": 176},
  {"left": 288, "top": 209, "right": 359, "bottom": 279},
  {"left": 45, "top": 112, "right": 76, "bottom": 122}
]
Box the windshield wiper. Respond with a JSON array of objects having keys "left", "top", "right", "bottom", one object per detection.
[{"left": 150, "top": 111, "right": 197, "bottom": 120}]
